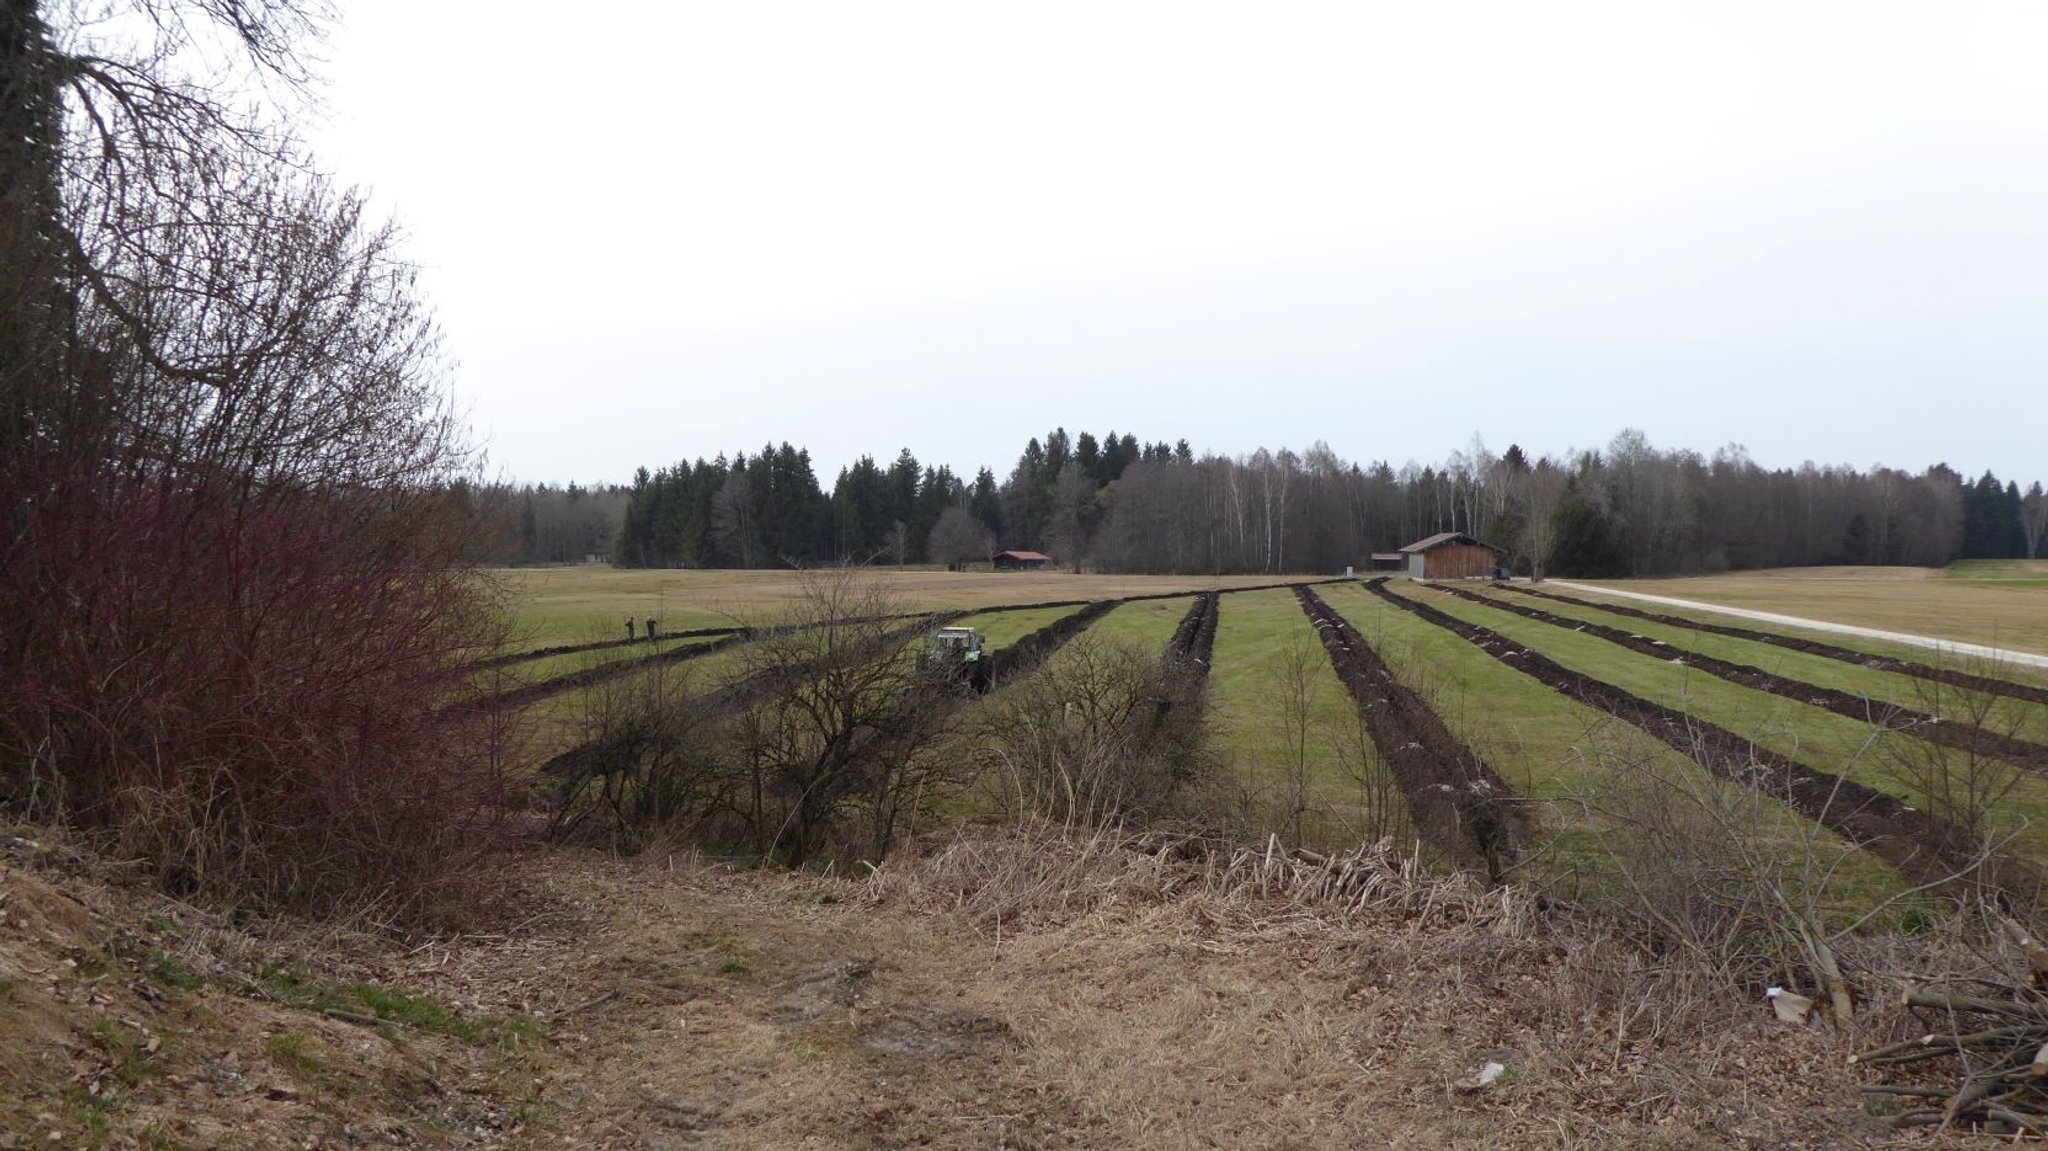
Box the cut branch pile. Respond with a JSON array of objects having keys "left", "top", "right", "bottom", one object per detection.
[{"left": 1856, "top": 928, "right": 2048, "bottom": 1135}]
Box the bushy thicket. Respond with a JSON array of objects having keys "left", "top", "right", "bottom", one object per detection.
[{"left": 0, "top": 2, "right": 509, "bottom": 915}]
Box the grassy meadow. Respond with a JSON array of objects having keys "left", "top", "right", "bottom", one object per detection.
[{"left": 492, "top": 563, "right": 2048, "bottom": 913}]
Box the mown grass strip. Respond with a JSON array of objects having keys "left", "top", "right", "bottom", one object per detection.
[
  {"left": 1295, "top": 586, "right": 1525, "bottom": 877},
  {"left": 1370, "top": 579, "right": 2041, "bottom": 900},
  {"left": 1443, "top": 585, "right": 2048, "bottom": 778},
  {"left": 1510, "top": 583, "right": 2048, "bottom": 701},
  {"left": 1411, "top": 586, "right": 2048, "bottom": 858},
  {"left": 1205, "top": 588, "right": 1384, "bottom": 845}
]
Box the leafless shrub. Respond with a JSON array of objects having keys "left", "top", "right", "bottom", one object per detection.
[
  {"left": 1576, "top": 732, "right": 1887, "bottom": 1024},
  {"left": 1881, "top": 657, "right": 2029, "bottom": 847},
  {"left": 973, "top": 634, "right": 1221, "bottom": 832},
  {"left": 545, "top": 659, "right": 736, "bottom": 851},
  {"left": 1269, "top": 635, "right": 1320, "bottom": 846},
  {"left": 548, "top": 569, "right": 967, "bottom": 866},
  {"left": 722, "top": 569, "right": 968, "bottom": 864},
  {"left": 2, "top": 3, "right": 513, "bottom": 919},
  {"left": 1327, "top": 707, "right": 1411, "bottom": 846}
]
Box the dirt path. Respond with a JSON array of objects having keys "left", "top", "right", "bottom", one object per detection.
[
  {"left": 382, "top": 834, "right": 1878, "bottom": 1149},
  {"left": 1549, "top": 581, "right": 2048, "bottom": 672}
]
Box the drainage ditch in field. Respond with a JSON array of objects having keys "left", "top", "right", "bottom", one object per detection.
[
  {"left": 1443, "top": 585, "right": 2048, "bottom": 779},
  {"left": 1295, "top": 586, "right": 1527, "bottom": 879},
  {"left": 1368, "top": 579, "right": 2037, "bottom": 900}
]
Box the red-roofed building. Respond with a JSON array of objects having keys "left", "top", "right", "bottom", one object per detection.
[{"left": 991, "top": 549, "right": 1052, "bottom": 571}]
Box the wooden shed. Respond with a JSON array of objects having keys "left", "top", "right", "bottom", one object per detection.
[
  {"left": 991, "top": 549, "right": 1051, "bottom": 571},
  {"left": 1398, "top": 532, "right": 1500, "bottom": 581},
  {"left": 1368, "top": 552, "right": 1406, "bottom": 572}
]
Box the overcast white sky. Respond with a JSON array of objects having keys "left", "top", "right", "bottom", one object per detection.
[{"left": 309, "top": 2, "right": 2046, "bottom": 487}]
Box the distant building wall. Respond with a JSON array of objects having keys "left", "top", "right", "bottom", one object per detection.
[{"left": 1421, "top": 544, "right": 1499, "bottom": 580}]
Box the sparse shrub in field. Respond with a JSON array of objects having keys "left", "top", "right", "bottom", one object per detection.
[
  {"left": 724, "top": 571, "right": 967, "bottom": 864},
  {"left": 546, "top": 661, "right": 737, "bottom": 850},
  {"left": 548, "top": 569, "right": 966, "bottom": 865},
  {"left": 1570, "top": 727, "right": 1981, "bottom": 1025},
  {"left": 1879, "top": 659, "right": 2029, "bottom": 850},
  {"left": 973, "top": 634, "right": 1223, "bottom": 832}
]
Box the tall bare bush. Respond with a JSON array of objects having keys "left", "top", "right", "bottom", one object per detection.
[
  {"left": 975, "top": 634, "right": 1220, "bottom": 831},
  {"left": 1, "top": 2, "right": 508, "bottom": 915}
]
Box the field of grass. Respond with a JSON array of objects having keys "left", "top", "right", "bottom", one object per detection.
[
  {"left": 1202, "top": 588, "right": 1384, "bottom": 842},
  {"left": 492, "top": 564, "right": 2048, "bottom": 912},
  {"left": 494, "top": 566, "right": 1309, "bottom": 647},
  {"left": 1322, "top": 582, "right": 1907, "bottom": 908},
  {"left": 1467, "top": 585, "right": 2048, "bottom": 743},
  {"left": 1403, "top": 581, "right": 2048, "bottom": 859},
  {"left": 1574, "top": 563, "right": 2048, "bottom": 655}
]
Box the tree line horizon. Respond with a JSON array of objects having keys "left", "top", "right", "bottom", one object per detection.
[{"left": 480, "top": 428, "right": 2045, "bottom": 579}]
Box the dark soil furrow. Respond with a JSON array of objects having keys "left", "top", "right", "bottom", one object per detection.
[
  {"left": 1441, "top": 586, "right": 2048, "bottom": 778},
  {"left": 1155, "top": 593, "right": 1220, "bottom": 732},
  {"left": 1505, "top": 583, "right": 2048, "bottom": 706},
  {"left": 1166, "top": 593, "right": 1220, "bottom": 679},
  {"left": 1367, "top": 579, "right": 2033, "bottom": 897},
  {"left": 466, "top": 631, "right": 752, "bottom": 715},
  {"left": 1294, "top": 586, "right": 1527, "bottom": 878},
  {"left": 983, "top": 599, "right": 1126, "bottom": 692},
  {"left": 473, "top": 627, "right": 740, "bottom": 672}
]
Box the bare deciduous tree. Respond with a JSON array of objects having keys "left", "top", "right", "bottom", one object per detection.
[{"left": 926, "top": 503, "right": 989, "bottom": 570}]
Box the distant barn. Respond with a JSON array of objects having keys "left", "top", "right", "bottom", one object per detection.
[
  {"left": 991, "top": 549, "right": 1052, "bottom": 571},
  {"left": 1368, "top": 552, "right": 1405, "bottom": 572},
  {"left": 1398, "top": 532, "right": 1500, "bottom": 581}
]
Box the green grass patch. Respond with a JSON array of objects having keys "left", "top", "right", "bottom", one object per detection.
[
  {"left": 958, "top": 604, "right": 1090, "bottom": 651},
  {"left": 1334, "top": 582, "right": 1910, "bottom": 917},
  {"left": 1465, "top": 587, "right": 2048, "bottom": 744},
  {"left": 1205, "top": 588, "right": 1388, "bottom": 844},
  {"left": 254, "top": 964, "right": 544, "bottom": 1049},
  {"left": 1407, "top": 584, "right": 2048, "bottom": 858}
]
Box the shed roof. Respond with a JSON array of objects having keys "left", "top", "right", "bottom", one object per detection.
[
  {"left": 992, "top": 550, "right": 1051, "bottom": 562},
  {"left": 1397, "top": 532, "right": 1497, "bottom": 554}
]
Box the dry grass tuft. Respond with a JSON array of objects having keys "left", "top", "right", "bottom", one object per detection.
[
  {"left": 862, "top": 818, "right": 1189, "bottom": 930},
  {"left": 1204, "top": 835, "right": 1541, "bottom": 933}
]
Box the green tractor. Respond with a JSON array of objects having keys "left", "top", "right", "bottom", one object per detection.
[{"left": 921, "top": 625, "right": 989, "bottom": 692}]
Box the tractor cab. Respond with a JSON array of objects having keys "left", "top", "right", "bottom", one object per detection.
[{"left": 923, "top": 625, "right": 983, "bottom": 666}]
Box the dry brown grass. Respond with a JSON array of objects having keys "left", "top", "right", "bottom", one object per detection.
[
  {"left": 1582, "top": 565, "right": 2048, "bottom": 656},
  {"left": 14, "top": 821, "right": 2027, "bottom": 1149},
  {"left": 393, "top": 825, "right": 1994, "bottom": 1149}
]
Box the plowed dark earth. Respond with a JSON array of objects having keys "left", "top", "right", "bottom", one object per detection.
[
  {"left": 1295, "top": 586, "right": 1528, "bottom": 878},
  {"left": 1506, "top": 583, "right": 2048, "bottom": 706},
  {"left": 1366, "top": 579, "right": 2039, "bottom": 901},
  {"left": 472, "top": 626, "right": 741, "bottom": 672},
  {"left": 981, "top": 599, "right": 1125, "bottom": 691},
  {"left": 1168, "top": 592, "right": 1220, "bottom": 673},
  {"left": 465, "top": 631, "right": 751, "bottom": 715},
  {"left": 1442, "top": 585, "right": 2048, "bottom": 778}
]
